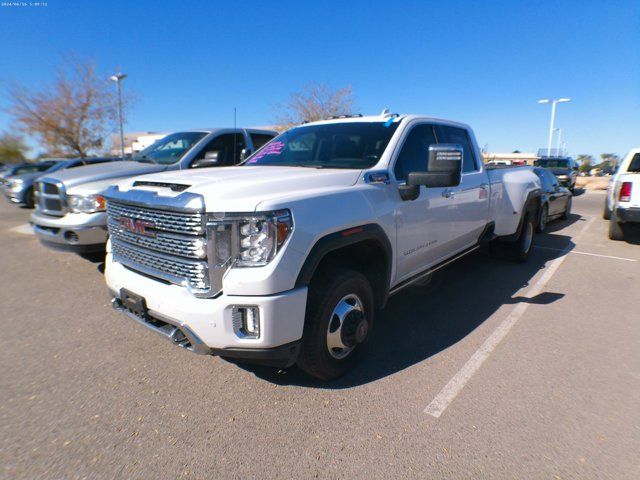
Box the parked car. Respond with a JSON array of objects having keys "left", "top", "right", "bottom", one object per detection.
[
  {"left": 534, "top": 156, "right": 578, "bottom": 191},
  {"left": 603, "top": 148, "right": 640, "bottom": 240},
  {"left": 31, "top": 129, "right": 277, "bottom": 253},
  {"left": 2, "top": 157, "right": 118, "bottom": 208},
  {"left": 0, "top": 160, "right": 58, "bottom": 184},
  {"left": 103, "top": 112, "right": 542, "bottom": 380},
  {"left": 532, "top": 167, "right": 572, "bottom": 232}
]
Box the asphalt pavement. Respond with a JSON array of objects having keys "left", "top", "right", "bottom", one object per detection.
[{"left": 1, "top": 191, "right": 638, "bottom": 479}]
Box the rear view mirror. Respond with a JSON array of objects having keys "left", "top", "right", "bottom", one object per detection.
[
  {"left": 399, "top": 144, "right": 463, "bottom": 201},
  {"left": 192, "top": 150, "right": 222, "bottom": 168},
  {"left": 240, "top": 148, "right": 253, "bottom": 162}
]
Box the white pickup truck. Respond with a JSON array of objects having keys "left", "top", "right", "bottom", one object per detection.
[
  {"left": 104, "top": 113, "right": 541, "bottom": 379},
  {"left": 603, "top": 148, "right": 640, "bottom": 240}
]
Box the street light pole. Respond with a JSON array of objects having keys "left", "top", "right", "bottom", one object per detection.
[
  {"left": 555, "top": 128, "right": 562, "bottom": 156},
  {"left": 110, "top": 73, "right": 127, "bottom": 160},
  {"left": 538, "top": 98, "right": 571, "bottom": 156}
]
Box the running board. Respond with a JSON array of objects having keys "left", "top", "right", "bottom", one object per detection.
[{"left": 388, "top": 245, "right": 480, "bottom": 296}]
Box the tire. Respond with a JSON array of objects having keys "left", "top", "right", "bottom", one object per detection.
[
  {"left": 562, "top": 196, "right": 572, "bottom": 220},
  {"left": 24, "top": 187, "right": 35, "bottom": 209},
  {"left": 608, "top": 212, "right": 625, "bottom": 241},
  {"left": 510, "top": 213, "right": 535, "bottom": 263},
  {"left": 603, "top": 201, "right": 612, "bottom": 220},
  {"left": 538, "top": 204, "right": 548, "bottom": 232},
  {"left": 297, "top": 269, "right": 374, "bottom": 380}
]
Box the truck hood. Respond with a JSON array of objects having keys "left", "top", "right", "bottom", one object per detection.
[
  {"left": 41, "top": 161, "right": 167, "bottom": 189},
  {"left": 115, "top": 166, "right": 363, "bottom": 211}
]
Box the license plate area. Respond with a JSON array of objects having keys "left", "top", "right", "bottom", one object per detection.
[{"left": 120, "top": 288, "right": 148, "bottom": 318}]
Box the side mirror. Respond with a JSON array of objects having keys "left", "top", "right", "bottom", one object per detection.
[
  {"left": 192, "top": 150, "right": 222, "bottom": 168},
  {"left": 399, "top": 144, "right": 463, "bottom": 201},
  {"left": 239, "top": 148, "right": 253, "bottom": 162}
]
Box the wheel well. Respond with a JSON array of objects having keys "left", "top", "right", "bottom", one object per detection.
[{"left": 309, "top": 240, "right": 390, "bottom": 309}]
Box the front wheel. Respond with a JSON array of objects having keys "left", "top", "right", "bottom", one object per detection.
[
  {"left": 24, "top": 187, "right": 35, "bottom": 209},
  {"left": 297, "top": 269, "right": 374, "bottom": 380}
]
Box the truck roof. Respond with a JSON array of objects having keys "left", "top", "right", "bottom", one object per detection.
[{"left": 301, "top": 113, "right": 473, "bottom": 132}]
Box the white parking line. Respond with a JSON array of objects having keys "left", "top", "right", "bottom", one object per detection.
[
  {"left": 535, "top": 245, "right": 637, "bottom": 262},
  {"left": 424, "top": 217, "right": 595, "bottom": 418},
  {"left": 9, "top": 223, "right": 34, "bottom": 235}
]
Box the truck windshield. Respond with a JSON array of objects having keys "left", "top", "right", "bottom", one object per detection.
[
  {"left": 243, "top": 122, "right": 400, "bottom": 169},
  {"left": 535, "top": 159, "right": 569, "bottom": 169},
  {"left": 133, "top": 132, "right": 207, "bottom": 165}
]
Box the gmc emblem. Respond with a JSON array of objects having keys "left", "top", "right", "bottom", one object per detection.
[{"left": 118, "top": 217, "right": 156, "bottom": 237}]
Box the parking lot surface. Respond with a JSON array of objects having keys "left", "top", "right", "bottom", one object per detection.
[{"left": 1, "top": 191, "right": 638, "bottom": 479}]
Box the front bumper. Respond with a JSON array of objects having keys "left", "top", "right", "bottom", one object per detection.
[
  {"left": 615, "top": 207, "right": 640, "bottom": 224},
  {"left": 105, "top": 254, "right": 308, "bottom": 367},
  {"left": 31, "top": 210, "right": 109, "bottom": 252}
]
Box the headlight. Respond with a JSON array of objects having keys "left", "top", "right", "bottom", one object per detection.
[
  {"left": 207, "top": 209, "right": 293, "bottom": 268},
  {"left": 8, "top": 179, "right": 23, "bottom": 190},
  {"left": 67, "top": 194, "right": 106, "bottom": 213}
]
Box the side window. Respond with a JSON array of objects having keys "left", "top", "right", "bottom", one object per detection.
[
  {"left": 628, "top": 153, "right": 640, "bottom": 173},
  {"left": 193, "top": 133, "right": 246, "bottom": 167},
  {"left": 393, "top": 124, "right": 437, "bottom": 182},
  {"left": 434, "top": 125, "right": 478, "bottom": 172},
  {"left": 250, "top": 133, "right": 275, "bottom": 150}
]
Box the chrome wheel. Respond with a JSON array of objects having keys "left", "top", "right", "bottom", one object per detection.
[{"left": 326, "top": 293, "right": 367, "bottom": 360}]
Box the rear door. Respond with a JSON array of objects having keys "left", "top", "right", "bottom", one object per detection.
[{"left": 434, "top": 125, "right": 489, "bottom": 251}]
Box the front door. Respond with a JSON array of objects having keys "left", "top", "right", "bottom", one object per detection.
[{"left": 393, "top": 123, "right": 457, "bottom": 283}]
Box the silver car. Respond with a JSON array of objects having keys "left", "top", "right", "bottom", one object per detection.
[{"left": 31, "top": 128, "right": 277, "bottom": 253}]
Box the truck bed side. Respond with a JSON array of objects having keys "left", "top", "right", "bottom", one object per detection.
[{"left": 486, "top": 166, "right": 540, "bottom": 236}]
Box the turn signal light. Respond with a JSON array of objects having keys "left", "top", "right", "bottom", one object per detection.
[{"left": 619, "top": 182, "right": 632, "bottom": 202}]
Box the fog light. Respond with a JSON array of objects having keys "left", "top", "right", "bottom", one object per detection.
[{"left": 232, "top": 306, "right": 260, "bottom": 339}]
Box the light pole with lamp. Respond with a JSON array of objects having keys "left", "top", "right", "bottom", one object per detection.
[
  {"left": 110, "top": 73, "right": 127, "bottom": 160},
  {"left": 538, "top": 97, "right": 571, "bottom": 156}
]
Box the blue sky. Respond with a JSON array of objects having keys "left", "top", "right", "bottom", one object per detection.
[{"left": 0, "top": 0, "right": 638, "bottom": 158}]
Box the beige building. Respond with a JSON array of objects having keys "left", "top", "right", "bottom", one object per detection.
[
  {"left": 110, "top": 131, "right": 168, "bottom": 156},
  {"left": 482, "top": 152, "right": 539, "bottom": 166}
]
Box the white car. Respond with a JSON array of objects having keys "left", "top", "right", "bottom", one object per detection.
[
  {"left": 604, "top": 148, "right": 640, "bottom": 240},
  {"left": 103, "top": 112, "right": 542, "bottom": 380}
]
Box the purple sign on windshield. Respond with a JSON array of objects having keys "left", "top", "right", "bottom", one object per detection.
[{"left": 245, "top": 141, "right": 284, "bottom": 164}]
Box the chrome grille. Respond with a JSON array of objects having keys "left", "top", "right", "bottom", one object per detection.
[
  {"left": 105, "top": 196, "right": 220, "bottom": 296},
  {"left": 112, "top": 240, "right": 209, "bottom": 290},
  {"left": 107, "top": 217, "right": 205, "bottom": 259},
  {"left": 107, "top": 201, "right": 204, "bottom": 235},
  {"left": 35, "top": 180, "right": 66, "bottom": 216}
]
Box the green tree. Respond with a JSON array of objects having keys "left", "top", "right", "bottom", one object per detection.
[
  {"left": 575, "top": 154, "right": 593, "bottom": 173},
  {"left": 0, "top": 132, "right": 29, "bottom": 164}
]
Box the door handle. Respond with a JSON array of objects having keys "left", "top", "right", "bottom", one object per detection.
[
  {"left": 480, "top": 183, "right": 489, "bottom": 190},
  {"left": 442, "top": 189, "right": 455, "bottom": 199}
]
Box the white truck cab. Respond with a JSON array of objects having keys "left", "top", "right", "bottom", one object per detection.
[
  {"left": 604, "top": 148, "right": 640, "bottom": 240},
  {"left": 104, "top": 113, "right": 541, "bottom": 379}
]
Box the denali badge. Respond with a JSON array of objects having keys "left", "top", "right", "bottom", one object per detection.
[{"left": 118, "top": 217, "right": 156, "bottom": 237}]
